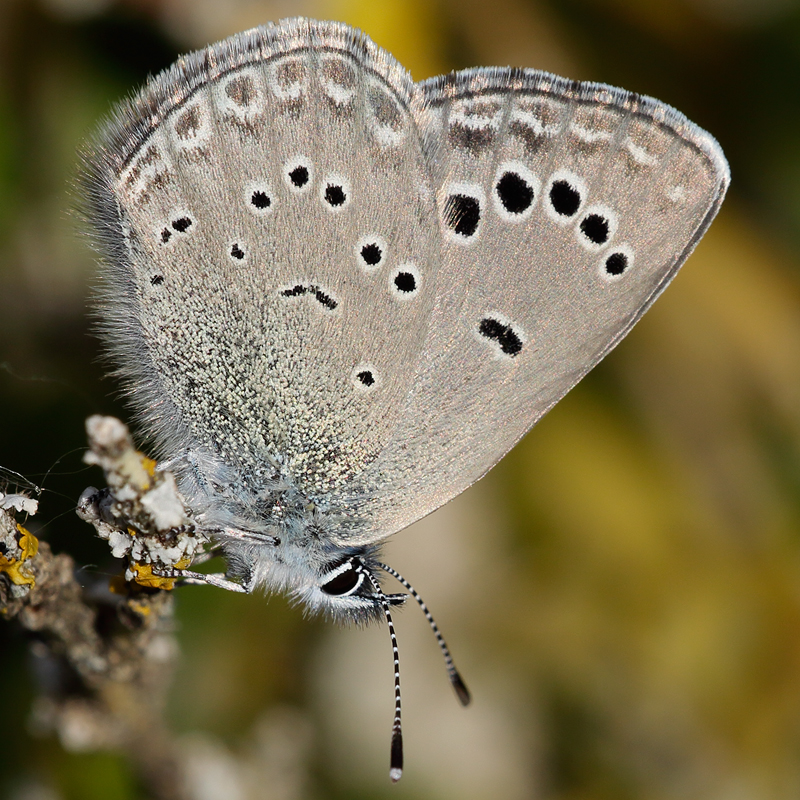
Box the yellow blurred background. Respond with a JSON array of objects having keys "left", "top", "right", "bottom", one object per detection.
[{"left": 3, "top": 0, "right": 800, "bottom": 798}]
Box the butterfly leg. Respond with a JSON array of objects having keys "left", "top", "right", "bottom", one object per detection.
[{"left": 170, "top": 568, "right": 250, "bottom": 593}]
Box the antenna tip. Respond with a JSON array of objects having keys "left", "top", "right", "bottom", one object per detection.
[
  {"left": 390, "top": 729, "right": 403, "bottom": 782},
  {"left": 452, "top": 671, "right": 472, "bottom": 706}
]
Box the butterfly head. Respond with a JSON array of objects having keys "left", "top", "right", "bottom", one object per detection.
[
  {"left": 299, "top": 553, "right": 407, "bottom": 623},
  {"left": 218, "top": 525, "right": 406, "bottom": 624}
]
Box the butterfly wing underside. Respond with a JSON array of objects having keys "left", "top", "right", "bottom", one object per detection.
[
  {"left": 88, "top": 21, "right": 445, "bottom": 500},
  {"left": 86, "top": 19, "right": 728, "bottom": 546},
  {"left": 329, "top": 68, "right": 729, "bottom": 543}
]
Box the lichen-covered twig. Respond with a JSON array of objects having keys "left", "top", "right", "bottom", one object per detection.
[
  {"left": 0, "top": 415, "right": 213, "bottom": 800},
  {"left": 77, "top": 414, "right": 211, "bottom": 589}
]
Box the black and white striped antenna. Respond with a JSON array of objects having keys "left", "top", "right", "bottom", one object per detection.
[{"left": 358, "top": 560, "right": 471, "bottom": 782}]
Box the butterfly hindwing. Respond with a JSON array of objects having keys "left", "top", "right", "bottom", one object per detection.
[{"left": 328, "top": 67, "right": 729, "bottom": 543}]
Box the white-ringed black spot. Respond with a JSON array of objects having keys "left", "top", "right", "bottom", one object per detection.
[
  {"left": 493, "top": 162, "right": 540, "bottom": 222},
  {"left": 576, "top": 205, "right": 617, "bottom": 251},
  {"left": 290, "top": 165, "right": 309, "bottom": 187},
  {"left": 388, "top": 264, "right": 420, "bottom": 300},
  {"left": 496, "top": 171, "right": 534, "bottom": 214},
  {"left": 394, "top": 272, "right": 416, "bottom": 293},
  {"left": 444, "top": 193, "right": 481, "bottom": 237},
  {"left": 549, "top": 180, "right": 581, "bottom": 217},
  {"left": 580, "top": 213, "right": 610, "bottom": 245},
  {"left": 478, "top": 316, "right": 524, "bottom": 357},
  {"left": 361, "top": 243, "right": 382, "bottom": 265},
  {"left": 150, "top": 275, "right": 164, "bottom": 286},
  {"left": 230, "top": 243, "right": 245, "bottom": 260},
  {"left": 325, "top": 183, "right": 346, "bottom": 207},
  {"left": 251, "top": 190, "right": 271, "bottom": 209},
  {"left": 357, "top": 370, "right": 375, "bottom": 387},
  {"left": 284, "top": 157, "right": 313, "bottom": 192},
  {"left": 352, "top": 363, "right": 380, "bottom": 392},
  {"left": 355, "top": 235, "right": 387, "bottom": 272},
  {"left": 320, "top": 175, "right": 350, "bottom": 210},
  {"left": 605, "top": 252, "right": 629, "bottom": 277}
]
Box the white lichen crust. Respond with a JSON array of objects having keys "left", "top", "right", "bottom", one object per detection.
[{"left": 78, "top": 414, "right": 209, "bottom": 589}]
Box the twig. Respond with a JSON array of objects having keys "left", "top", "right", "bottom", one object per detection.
[{"left": 0, "top": 415, "right": 211, "bottom": 800}]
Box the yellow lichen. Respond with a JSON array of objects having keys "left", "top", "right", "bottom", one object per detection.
[
  {"left": 141, "top": 456, "right": 157, "bottom": 477},
  {"left": 0, "top": 525, "right": 39, "bottom": 586},
  {"left": 129, "top": 556, "right": 193, "bottom": 590},
  {"left": 127, "top": 597, "right": 152, "bottom": 617}
]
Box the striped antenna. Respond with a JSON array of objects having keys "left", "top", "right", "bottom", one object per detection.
[
  {"left": 357, "top": 563, "right": 404, "bottom": 782},
  {"left": 377, "top": 561, "right": 471, "bottom": 706}
]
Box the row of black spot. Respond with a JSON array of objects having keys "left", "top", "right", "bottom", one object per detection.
[
  {"left": 279, "top": 269, "right": 416, "bottom": 311},
  {"left": 353, "top": 317, "right": 521, "bottom": 391},
  {"left": 157, "top": 164, "right": 343, "bottom": 249},
  {"left": 355, "top": 318, "right": 521, "bottom": 387},
  {"left": 445, "top": 169, "right": 631, "bottom": 278},
  {"left": 156, "top": 224, "right": 416, "bottom": 304},
  {"left": 247, "top": 180, "right": 347, "bottom": 210}
]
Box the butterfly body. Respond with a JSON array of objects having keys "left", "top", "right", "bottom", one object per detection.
[{"left": 83, "top": 18, "right": 728, "bottom": 619}]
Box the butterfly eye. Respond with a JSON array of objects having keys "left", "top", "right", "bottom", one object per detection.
[{"left": 321, "top": 561, "right": 363, "bottom": 596}]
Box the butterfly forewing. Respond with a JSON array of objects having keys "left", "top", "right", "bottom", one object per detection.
[
  {"left": 328, "top": 68, "right": 729, "bottom": 543},
  {"left": 93, "top": 20, "right": 441, "bottom": 497}
]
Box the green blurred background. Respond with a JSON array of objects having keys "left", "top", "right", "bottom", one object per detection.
[{"left": 2, "top": 0, "right": 800, "bottom": 798}]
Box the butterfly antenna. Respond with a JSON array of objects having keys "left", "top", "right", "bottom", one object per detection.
[
  {"left": 377, "top": 561, "right": 471, "bottom": 707},
  {"left": 358, "top": 564, "right": 404, "bottom": 782}
]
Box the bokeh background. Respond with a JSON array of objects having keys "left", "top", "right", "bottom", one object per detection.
[{"left": 2, "top": 0, "right": 800, "bottom": 798}]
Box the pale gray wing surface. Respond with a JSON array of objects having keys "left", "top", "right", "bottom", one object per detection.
[
  {"left": 85, "top": 19, "right": 442, "bottom": 499},
  {"left": 325, "top": 67, "right": 729, "bottom": 543}
]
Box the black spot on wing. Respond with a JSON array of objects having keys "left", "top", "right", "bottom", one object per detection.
[
  {"left": 549, "top": 180, "right": 580, "bottom": 217},
  {"left": 496, "top": 171, "right": 534, "bottom": 214},
  {"left": 444, "top": 194, "right": 481, "bottom": 237},
  {"left": 479, "top": 317, "right": 523, "bottom": 357},
  {"left": 280, "top": 283, "right": 338, "bottom": 311},
  {"left": 580, "top": 214, "right": 610, "bottom": 245}
]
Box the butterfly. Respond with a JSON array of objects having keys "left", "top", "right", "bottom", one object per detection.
[{"left": 81, "top": 18, "right": 729, "bottom": 780}]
